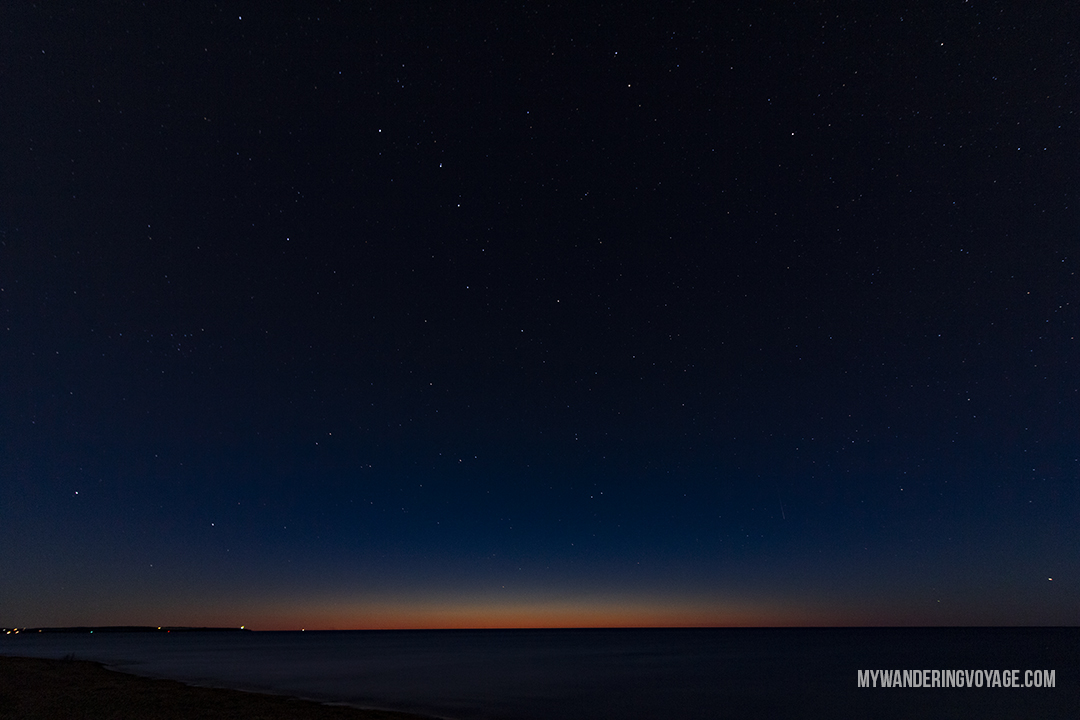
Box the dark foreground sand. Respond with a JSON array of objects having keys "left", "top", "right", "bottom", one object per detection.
[{"left": 0, "top": 656, "right": 435, "bottom": 720}]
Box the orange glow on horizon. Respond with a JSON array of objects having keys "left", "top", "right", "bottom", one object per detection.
[
  {"left": 224, "top": 594, "right": 840, "bottom": 631},
  {"left": 14, "top": 587, "right": 911, "bottom": 630}
]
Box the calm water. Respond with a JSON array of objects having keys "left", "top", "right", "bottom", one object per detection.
[{"left": 2, "top": 628, "right": 1076, "bottom": 719}]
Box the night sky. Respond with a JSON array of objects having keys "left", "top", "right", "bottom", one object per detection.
[{"left": 2, "top": 3, "right": 1077, "bottom": 630}]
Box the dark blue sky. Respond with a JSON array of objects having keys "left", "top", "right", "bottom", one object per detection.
[{"left": 1, "top": 2, "right": 1077, "bottom": 628}]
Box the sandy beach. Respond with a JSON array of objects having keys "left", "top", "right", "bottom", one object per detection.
[{"left": 0, "top": 656, "right": 434, "bottom": 720}]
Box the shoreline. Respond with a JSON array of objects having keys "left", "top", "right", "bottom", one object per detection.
[{"left": 0, "top": 655, "right": 440, "bottom": 720}]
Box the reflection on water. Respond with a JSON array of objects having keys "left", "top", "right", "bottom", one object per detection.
[{"left": 2, "top": 628, "right": 1076, "bottom": 719}]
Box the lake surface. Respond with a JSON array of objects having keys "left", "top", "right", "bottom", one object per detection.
[{"left": 2, "top": 627, "right": 1076, "bottom": 719}]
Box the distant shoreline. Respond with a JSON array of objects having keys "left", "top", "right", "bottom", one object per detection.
[{"left": 2, "top": 625, "right": 251, "bottom": 634}]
